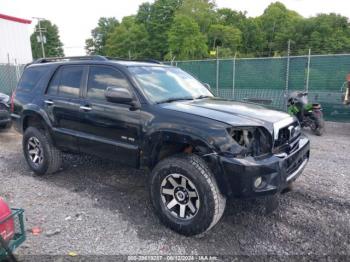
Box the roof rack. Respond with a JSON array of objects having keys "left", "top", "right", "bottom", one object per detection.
[
  {"left": 31, "top": 55, "right": 162, "bottom": 65},
  {"left": 33, "top": 55, "right": 108, "bottom": 64},
  {"left": 105, "top": 57, "right": 162, "bottom": 64}
]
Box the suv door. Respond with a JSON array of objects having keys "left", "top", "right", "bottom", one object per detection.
[
  {"left": 44, "top": 65, "right": 87, "bottom": 151},
  {"left": 79, "top": 65, "right": 140, "bottom": 167}
]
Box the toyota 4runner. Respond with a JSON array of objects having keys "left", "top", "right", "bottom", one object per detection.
[{"left": 11, "top": 56, "right": 310, "bottom": 236}]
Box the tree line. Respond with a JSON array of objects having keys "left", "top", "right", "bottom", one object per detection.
[
  {"left": 30, "top": 1, "right": 350, "bottom": 60},
  {"left": 85, "top": 0, "right": 350, "bottom": 60}
]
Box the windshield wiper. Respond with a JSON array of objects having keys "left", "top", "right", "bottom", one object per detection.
[
  {"left": 156, "top": 97, "right": 194, "bottom": 104},
  {"left": 195, "top": 95, "right": 212, "bottom": 100}
]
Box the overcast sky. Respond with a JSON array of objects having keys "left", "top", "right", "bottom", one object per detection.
[{"left": 2, "top": 0, "right": 350, "bottom": 56}]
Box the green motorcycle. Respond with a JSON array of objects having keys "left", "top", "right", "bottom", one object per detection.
[{"left": 288, "top": 91, "right": 325, "bottom": 136}]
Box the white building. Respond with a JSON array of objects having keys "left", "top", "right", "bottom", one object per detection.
[{"left": 0, "top": 13, "right": 33, "bottom": 64}]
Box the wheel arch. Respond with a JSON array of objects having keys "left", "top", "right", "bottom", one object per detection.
[
  {"left": 22, "top": 107, "right": 52, "bottom": 133},
  {"left": 143, "top": 130, "right": 231, "bottom": 196}
]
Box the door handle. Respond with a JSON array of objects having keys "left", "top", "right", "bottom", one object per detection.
[
  {"left": 44, "top": 100, "right": 54, "bottom": 106},
  {"left": 80, "top": 106, "right": 92, "bottom": 111}
]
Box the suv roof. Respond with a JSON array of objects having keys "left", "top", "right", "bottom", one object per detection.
[{"left": 28, "top": 56, "right": 164, "bottom": 68}]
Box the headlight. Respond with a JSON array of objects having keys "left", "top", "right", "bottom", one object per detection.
[{"left": 226, "top": 127, "right": 272, "bottom": 157}]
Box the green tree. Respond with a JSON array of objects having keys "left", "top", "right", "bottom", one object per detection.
[
  {"left": 216, "top": 8, "right": 264, "bottom": 56},
  {"left": 208, "top": 24, "right": 242, "bottom": 55},
  {"left": 135, "top": 2, "right": 152, "bottom": 26},
  {"left": 167, "top": 15, "right": 208, "bottom": 60},
  {"left": 137, "top": 0, "right": 182, "bottom": 59},
  {"left": 88, "top": 1, "right": 350, "bottom": 60},
  {"left": 176, "top": 0, "right": 216, "bottom": 33},
  {"left": 259, "top": 2, "right": 302, "bottom": 56},
  {"left": 30, "top": 20, "right": 64, "bottom": 59},
  {"left": 293, "top": 14, "right": 350, "bottom": 55},
  {"left": 85, "top": 17, "right": 119, "bottom": 55},
  {"left": 105, "top": 16, "right": 149, "bottom": 59},
  {"left": 217, "top": 8, "right": 247, "bottom": 29}
]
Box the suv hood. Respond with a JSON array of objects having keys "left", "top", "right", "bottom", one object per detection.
[{"left": 160, "top": 98, "right": 294, "bottom": 134}]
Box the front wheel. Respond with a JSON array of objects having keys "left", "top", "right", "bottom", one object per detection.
[{"left": 149, "top": 154, "right": 226, "bottom": 236}]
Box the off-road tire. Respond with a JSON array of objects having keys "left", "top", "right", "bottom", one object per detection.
[
  {"left": 23, "top": 127, "right": 62, "bottom": 175},
  {"left": 149, "top": 154, "right": 226, "bottom": 236},
  {"left": 311, "top": 112, "right": 325, "bottom": 136}
]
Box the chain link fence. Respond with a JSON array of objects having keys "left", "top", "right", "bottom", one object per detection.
[
  {"left": 0, "top": 63, "right": 24, "bottom": 95},
  {"left": 168, "top": 54, "right": 350, "bottom": 122}
]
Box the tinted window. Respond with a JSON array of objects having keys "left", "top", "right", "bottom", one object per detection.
[
  {"left": 87, "top": 66, "right": 130, "bottom": 101},
  {"left": 18, "top": 66, "right": 46, "bottom": 92},
  {"left": 58, "top": 66, "right": 84, "bottom": 98},
  {"left": 46, "top": 69, "right": 60, "bottom": 95}
]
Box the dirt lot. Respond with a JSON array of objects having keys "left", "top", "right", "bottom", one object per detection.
[{"left": 0, "top": 122, "right": 349, "bottom": 259}]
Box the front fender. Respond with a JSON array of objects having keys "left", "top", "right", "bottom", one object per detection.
[{"left": 141, "top": 128, "right": 233, "bottom": 197}]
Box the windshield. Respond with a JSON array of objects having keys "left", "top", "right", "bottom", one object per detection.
[{"left": 128, "top": 66, "right": 213, "bottom": 103}]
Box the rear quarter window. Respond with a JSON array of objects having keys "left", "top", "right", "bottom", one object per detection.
[{"left": 17, "top": 66, "right": 47, "bottom": 92}]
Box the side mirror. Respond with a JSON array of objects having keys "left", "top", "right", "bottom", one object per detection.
[
  {"left": 203, "top": 83, "right": 211, "bottom": 90},
  {"left": 105, "top": 87, "right": 133, "bottom": 104}
]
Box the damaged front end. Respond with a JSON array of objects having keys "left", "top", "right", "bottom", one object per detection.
[
  {"left": 214, "top": 121, "right": 310, "bottom": 198},
  {"left": 221, "top": 126, "right": 273, "bottom": 158}
]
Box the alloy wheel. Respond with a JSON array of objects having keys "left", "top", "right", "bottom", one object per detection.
[
  {"left": 27, "top": 137, "right": 44, "bottom": 166},
  {"left": 160, "top": 173, "right": 200, "bottom": 220}
]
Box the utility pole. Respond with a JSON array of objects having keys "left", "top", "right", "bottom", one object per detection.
[
  {"left": 306, "top": 48, "right": 311, "bottom": 92},
  {"left": 216, "top": 45, "right": 219, "bottom": 96},
  {"left": 32, "top": 17, "right": 46, "bottom": 58},
  {"left": 232, "top": 52, "right": 237, "bottom": 99},
  {"left": 285, "top": 39, "right": 291, "bottom": 111}
]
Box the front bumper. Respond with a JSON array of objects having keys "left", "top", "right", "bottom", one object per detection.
[{"left": 219, "top": 135, "right": 310, "bottom": 198}]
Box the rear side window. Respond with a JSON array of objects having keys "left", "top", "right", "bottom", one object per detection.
[
  {"left": 46, "top": 69, "right": 60, "bottom": 95},
  {"left": 59, "top": 66, "right": 84, "bottom": 98},
  {"left": 87, "top": 66, "right": 130, "bottom": 101},
  {"left": 17, "top": 66, "right": 46, "bottom": 92},
  {"left": 47, "top": 66, "right": 84, "bottom": 98}
]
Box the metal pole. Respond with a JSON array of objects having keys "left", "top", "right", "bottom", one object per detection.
[
  {"left": 216, "top": 46, "right": 219, "bottom": 96},
  {"left": 232, "top": 52, "right": 237, "bottom": 99},
  {"left": 33, "top": 17, "right": 46, "bottom": 58},
  {"left": 38, "top": 19, "right": 45, "bottom": 58},
  {"left": 306, "top": 48, "right": 311, "bottom": 92},
  {"left": 285, "top": 40, "right": 291, "bottom": 111}
]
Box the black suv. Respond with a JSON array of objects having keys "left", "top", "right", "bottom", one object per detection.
[{"left": 11, "top": 56, "right": 310, "bottom": 236}]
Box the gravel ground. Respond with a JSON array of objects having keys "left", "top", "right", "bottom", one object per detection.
[{"left": 0, "top": 122, "right": 349, "bottom": 260}]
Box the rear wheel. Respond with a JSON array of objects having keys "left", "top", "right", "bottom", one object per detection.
[
  {"left": 149, "top": 154, "right": 226, "bottom": 236},
  {"left": 23, "top": 127, "right": 62, "bottom": 175},
  {"left": 311, "top": 112, "right": 325, "bottom": 136}
]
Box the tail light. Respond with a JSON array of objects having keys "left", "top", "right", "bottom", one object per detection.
[{"left": 10, "top": 90, "right": 16, "bottom": 113}]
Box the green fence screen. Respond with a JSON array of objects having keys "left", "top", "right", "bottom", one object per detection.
[{"left": 170, "top": 54, "right": 350, "bottom": 122}]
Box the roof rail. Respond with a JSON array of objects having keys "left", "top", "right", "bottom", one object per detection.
[
  {"left": 105, "top": 57, "right": 162, "bottom": 64},
  {"left": 33, "top": 55, "right": 108, "bottom": 64},
  {"left": 31, "top": 56, "right": 162, "bottom": 65}
]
